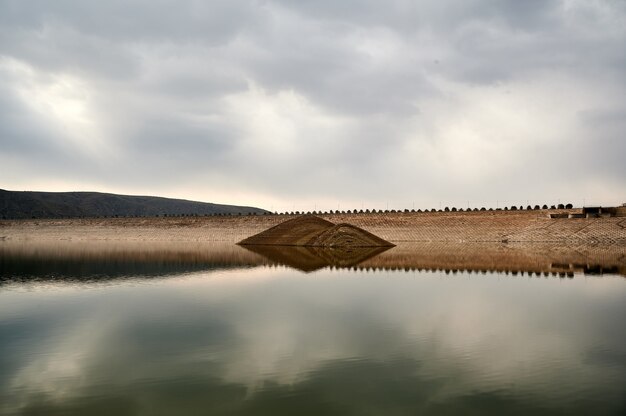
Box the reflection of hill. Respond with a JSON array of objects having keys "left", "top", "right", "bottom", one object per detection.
[
  {"left": 0, "top": 241, "right": 269, "bottom": 284},
  {"left": 242, "top": 245, "right": 391, "bottom": 272}
]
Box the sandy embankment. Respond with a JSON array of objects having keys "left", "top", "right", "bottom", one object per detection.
[{"left": 1, "top": 209, "right": 625, "bottom": 244}]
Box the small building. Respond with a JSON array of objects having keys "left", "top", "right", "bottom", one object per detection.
[
  {"left": 582, "top": 206, "right": 616, "bottom": 218},
  {"left": 583, "top": 206, "right": 602, "bottom": 215}
]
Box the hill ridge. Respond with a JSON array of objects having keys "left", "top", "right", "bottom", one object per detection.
[{"left": 0, "top": 189, "right": 268, "bottom": 219}]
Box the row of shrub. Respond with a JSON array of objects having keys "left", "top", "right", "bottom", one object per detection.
[
  {"left": 272, "top": 203, "right": 574, "bottom": 216},
  {"left": 4, "top": 203, "right": 575, "bottom": 220}
]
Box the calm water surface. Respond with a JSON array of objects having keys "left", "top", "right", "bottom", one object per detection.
[{"left": 1, "top": 243, "right": 625, "bottom": 415}]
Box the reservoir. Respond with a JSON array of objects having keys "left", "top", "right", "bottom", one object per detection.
[{"left": 1, "top": 242, "right": 625, "bottom": 415}]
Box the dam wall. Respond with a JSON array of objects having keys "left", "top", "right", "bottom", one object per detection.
[
  {"left": 1, "top": 208, "right": 625, "bottom": 245},
  {"left": 326, "top": 209, "right": 626, "bottom": 244}
]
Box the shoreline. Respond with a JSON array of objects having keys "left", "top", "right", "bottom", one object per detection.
[{"left": 1, "top": 239, "right": 624, "bottom": 278}]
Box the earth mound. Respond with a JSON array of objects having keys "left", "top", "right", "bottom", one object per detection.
[{"left": 237, "top": 215, "right": 394, "bottom": 247}]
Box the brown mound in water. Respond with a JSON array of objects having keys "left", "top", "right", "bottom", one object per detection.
[{"left": 238, "top": 215, "right": 394, "bottom": 247}]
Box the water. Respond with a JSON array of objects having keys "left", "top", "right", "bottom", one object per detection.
[{"left": 1, "top": 242, "right": 625, "bottom": 415}]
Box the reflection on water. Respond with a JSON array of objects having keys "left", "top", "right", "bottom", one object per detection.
[
  {"left": 1, "top": 241, "right": 625, "bottom": 415},
  {"left": 242, "top": 245, "right": 392, "bottom": 272},
  {"left": 1, "top": 241, "right": 625, "bottom": 281},
  {"left": 0, "top": 241, "right": 269, "bottom": 284}
]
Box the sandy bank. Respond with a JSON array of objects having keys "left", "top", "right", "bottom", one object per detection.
[{"left": 1, "top": 209, "right": 625, "bottom": 245}]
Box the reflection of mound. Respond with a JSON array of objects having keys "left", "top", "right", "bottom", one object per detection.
[
  {"left": 238, "top": 215, "right": 394, "bottom": 247},
  {"left": 242, "top": 245, "right": 392, "bottom": 272}
]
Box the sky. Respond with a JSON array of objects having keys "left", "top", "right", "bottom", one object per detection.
[{"left": 1, "top": 0, "right": 624, "bottom": 212}]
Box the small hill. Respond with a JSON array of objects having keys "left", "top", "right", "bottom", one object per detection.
[
  {"left": 0, "top": 189, "right": 268, "bottom": 219},
  {"left": 238, "top": 215, "right": 394, "bottom": 247},
  {"left": 239, "top": 215, "right": 334, "bottom": 246},
  {"left": 309, "top": 223, "right": 395, "bottom": 247}
]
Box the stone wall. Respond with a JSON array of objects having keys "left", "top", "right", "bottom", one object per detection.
[{"left": 1, "top": 209, "right": 625, "bottom": 245}]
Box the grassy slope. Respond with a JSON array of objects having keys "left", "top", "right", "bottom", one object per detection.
[{"left": 0, "top": 189, "right": 268, "bottom": 219}]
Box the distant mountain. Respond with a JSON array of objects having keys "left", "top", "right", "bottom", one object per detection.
[{"left": 0, "top": 189, "right": 269, "bottom": 219}]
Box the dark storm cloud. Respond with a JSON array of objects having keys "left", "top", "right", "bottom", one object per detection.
[
  {"left": 0, "top": 0, "right": 260, "bottom": 42},
  {"left": 0, "top": 0, "right": 624, "bottom": 208}
]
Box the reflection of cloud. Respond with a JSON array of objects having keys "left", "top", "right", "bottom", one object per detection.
[
  {"left": 2, "top": 269, "right": 625, "bottom": 414},
  {"left": 6, "top": 315, "right": 118, "bottom": 414}
]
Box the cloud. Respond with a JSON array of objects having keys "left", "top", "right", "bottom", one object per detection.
[{"left": 0, "top": 0, "right": 624, "bottom": 208}]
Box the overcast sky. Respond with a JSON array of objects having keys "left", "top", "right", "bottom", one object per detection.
[{"left": 1, "top": 0, "right": 624, "bottom": 211}]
